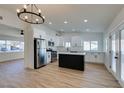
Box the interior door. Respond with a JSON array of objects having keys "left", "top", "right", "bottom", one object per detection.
[{"left": 110, "top": 31, "right": 120, "bottom": 79}]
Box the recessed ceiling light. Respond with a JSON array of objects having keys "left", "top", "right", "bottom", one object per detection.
[
  {"left": 72, "top": 29, "right": 75, "bottom": 31},
  {"left": 49, "top": 22, "right": 52, "bottom": 24},
  {"left": 84, "top": 19, "right": 88, "bottom": 23},
  {"left": 64, "top": 21, "right": 68, "bottom": 24},
  {"left": 86, "top": 28, "right": 90, "bottom": 31}
]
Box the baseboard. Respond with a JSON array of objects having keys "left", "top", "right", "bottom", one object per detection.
[
  {"left": 0, "top": 58, "right": 24, "bottom": 63},
  {"left": 119, "top": 80, "right": 124, "bottom": 88},
  {"left": 85, "top": 61, "right": 104, "bottom": 64}
]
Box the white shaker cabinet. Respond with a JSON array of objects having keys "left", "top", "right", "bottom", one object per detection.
[
  {"left": 46, "top": 51, "right": 51, "bottom": 64},
  {"left": 85, "top": 52, "right": 105, "bottom": 64}
]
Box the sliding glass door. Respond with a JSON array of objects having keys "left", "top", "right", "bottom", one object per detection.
[
  {"left": 121, "top": 29, "right": 124, "bottom": 81},
  {"left": 110, "top": 31, "right": 120, "bottom": 79},
  {"left": 109, "top": 29, "right": 124, "bottom": 84},
  {"left": 111, "top": 34, "right": 116, "bottom": 73}
]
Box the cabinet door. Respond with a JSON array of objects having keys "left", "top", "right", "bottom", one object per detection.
[
  {"left": 71, "top": 36, "right": 81, "bottom": 47},
  {"left": 55, "top": 36, "right": 59, "bottom": 46},
  {"left": 95, "top": 53, "right": 104, "bottom": 63},
  {"left": 85, "top": 53, "right": 91, "bottom": 62},
  {"left": 91, "top": 53, "right": 96, "bottom": 62},
  {"left": 46, "top": 52, "right": 51, "bottom": 64},
  {"left": 85, "top": 52, "right": 105, "bottom": 63},
  {"left": 58, "top": 37, "right": 64, "bottom": 46}
]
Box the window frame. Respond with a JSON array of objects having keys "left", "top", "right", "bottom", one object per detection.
[
  {"left": 65, "top": 42, "right": 71, "bottom": 48},
  {"left": 83, "top": 41, "right": 98, "bottom": 51},
  {"left": 90, "top": 41, "right": 98, "bottom": 51},
  {"left": 0, "top": 40, "right": 24, "bottom": 52}
]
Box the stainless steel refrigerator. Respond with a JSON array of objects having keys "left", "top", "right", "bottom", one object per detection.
[{"left": 34, "top": 38, "right": 47, "bottom": 69}]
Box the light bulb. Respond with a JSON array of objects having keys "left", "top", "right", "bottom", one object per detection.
[
  {"left": 24, "top": 5, "right": 27, "bottom": 9},
  {"left": 38, "top": 9, "right": 41, "bottom": 13},
  {"left": 16, "top": 9, "right": 20, "bottom": 13},
  {"left": 42, "top": 16, "right": 45, "bottom": 19},
  {"left": 24, "top": 16, "right": 28, "bottom": 20},
  {"left": 36, "top": 19, "right": 39, "bottom": 22}
]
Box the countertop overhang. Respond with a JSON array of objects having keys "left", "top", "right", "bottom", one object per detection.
[{"left": 58, "top": 52, "right": 85, "bottom": 55}]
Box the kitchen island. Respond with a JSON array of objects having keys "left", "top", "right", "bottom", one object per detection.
[{"left": 58, "top": 52, "right": 85, "bottom": 71}]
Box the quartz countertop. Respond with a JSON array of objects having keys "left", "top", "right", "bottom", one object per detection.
[{"left": 58, "top": 52, "right": 85, "bottom": 55}]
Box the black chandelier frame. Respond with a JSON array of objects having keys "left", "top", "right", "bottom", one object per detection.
[{"left": 17, "top": 4, "right": 45, "bottom": 24}]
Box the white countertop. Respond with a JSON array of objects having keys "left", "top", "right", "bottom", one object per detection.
[{"left": 58, "top": 52, "right": 85, "bottom": 55}]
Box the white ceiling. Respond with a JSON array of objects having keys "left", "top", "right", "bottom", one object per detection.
[{"left": 0, "top": 4, "right": 124, "bottom": 33}]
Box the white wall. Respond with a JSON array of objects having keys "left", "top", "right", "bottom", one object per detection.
[
  {"left": 0, "top": 28, "right": 22, "bottom": 38},
  {"left": 23, "top": 24, "right": 34, "bottom": 69},
  {"left": 0, "top": 35, "right": 23, "bottom": 41},
  {"left": 0, "top": 26, "right": 23, "bottom": 41}
]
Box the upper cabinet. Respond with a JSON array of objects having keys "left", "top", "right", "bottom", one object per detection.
[
  {"left": 71, "top": 36, "right": 82, "bottom": 47},
  {"left": 58, "top": 37, "right": 64, "bottom": 46}
]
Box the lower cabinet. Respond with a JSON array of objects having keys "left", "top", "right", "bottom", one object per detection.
[
  {"left": 46, "top": 51, "right": 51, "bottom": 64},
  {"left": 85, "top": 52, "right": 105, "bottom": 64}
]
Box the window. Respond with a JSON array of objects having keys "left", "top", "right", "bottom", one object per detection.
[
  {"left": 91, "top": 41, "right": 98, "bottom": 51},
  {"left": 0, "top": 40, "right": 24, "bottom": 52},
  {"left": 0, "top": 40, "right": 6, "bottom": 51},
  {"left": 84, "top": 41, "right": 90, "bottom": 51},
  {"left": 83, "top": 41, "right": 98, "bottom": 51},
  {"left": 65, "top": 42, "right": 71, "bottom": 48},
  {"left": 105, "top": 39, "right": 108, "bottom": 52}
]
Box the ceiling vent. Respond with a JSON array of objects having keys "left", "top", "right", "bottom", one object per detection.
[{"left": 0, "top": 16, "right": 3, "bottom": 20}]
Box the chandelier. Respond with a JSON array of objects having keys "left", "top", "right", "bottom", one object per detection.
[{"left": 16, "top": 4, "right": 45, "bottom": 24}]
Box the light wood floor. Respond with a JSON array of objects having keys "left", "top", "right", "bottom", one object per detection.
[{"left": 0, "top": 59, "right": 121, "bottom": 88}]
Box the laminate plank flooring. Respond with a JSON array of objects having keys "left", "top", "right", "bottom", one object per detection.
[{"left": 0, "top": 59, "right": 121, "bottom": 88}]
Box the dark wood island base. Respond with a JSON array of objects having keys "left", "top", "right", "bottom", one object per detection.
[{"left": 59, "top": 53, "right": 85, "bottom": 71}]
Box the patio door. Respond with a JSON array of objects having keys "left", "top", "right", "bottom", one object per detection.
[
  {"left": 108, "top": 28, "right": 124, "bottom": 87},
  {"left": 110, "top": 31, "right": 120, "bottom": 80},
  {"left": 120, "top": 29, "right": 124, "bottom": 83}
]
